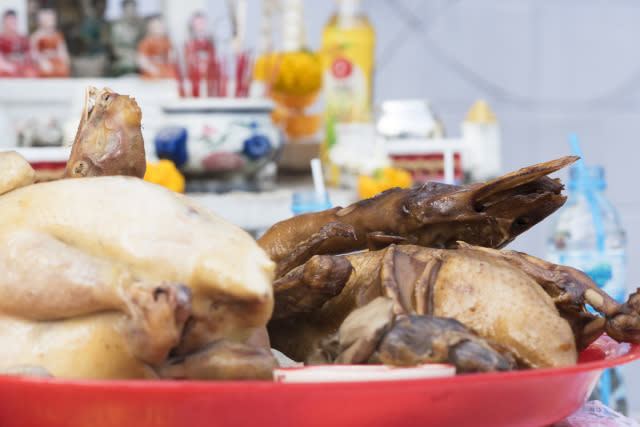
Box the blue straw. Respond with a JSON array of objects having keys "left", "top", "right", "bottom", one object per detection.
[
  {"left": 569, "top": 134, "right": 582, "bottom": 157},
  {"left": 569, "top": 133, "right": 586, "bottom": 171},
  {"left": 569, "top": 134, "right": 606, "bottom": 252}
]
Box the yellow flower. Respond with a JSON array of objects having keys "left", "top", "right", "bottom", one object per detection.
[
  {"left": 144, "top": 160, "right": 185, "bottom": 193},
  {"left": 272, "top": 50, "right": 322, "bottom": 95},
  {"left": 358, "top": 167, "right": 413, "bottom": 200},
  {"left": 254, "top": 53, "right": 280, "bottom": 82}
]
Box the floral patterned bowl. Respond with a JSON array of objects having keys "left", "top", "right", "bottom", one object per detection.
[{"left": 157, "top": 98, "right": 282, "bottom": 191}]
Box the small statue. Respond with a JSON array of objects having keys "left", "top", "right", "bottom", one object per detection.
[
  {"left": 109, "top": 0, "right": 145, "bottom": 76},
  {"left": 136, "top": 15, "right": 175, "bottom": 79},
  {"left": 30, "top": 8, "right": 70, "bottom": 78},
  {"left": 79, "top": 0, "right": 109, "bottom": 57},
  {"left": 0, "top": 9, "right": 38, "bottom": 77},
  {"left": 185, "top": 12, "right": 215, "bottom": 82},
  {"left": 71, "top": 0, "right": 110, "bottom": 77}
]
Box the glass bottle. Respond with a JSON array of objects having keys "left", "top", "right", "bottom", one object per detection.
[{"left": 321, "top": 0, "right": 375, "bottom": 186}]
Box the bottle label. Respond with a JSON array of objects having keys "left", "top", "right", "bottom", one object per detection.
[
  {"left": 331, "top": 57, "right": 353, "bottom": 79},
  {"left": 324, "top": 57, "right": 369, "bottom": 122}
]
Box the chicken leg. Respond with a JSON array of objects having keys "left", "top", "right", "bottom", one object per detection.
[
  {"left": 0, "top": 229, "right": 191, "bottom": 368},
  {"left": 0, "top": 229, "right": 189, "bottom": 322}
]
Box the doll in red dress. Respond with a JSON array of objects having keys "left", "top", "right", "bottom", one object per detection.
[
  {"left": 0, "top": 10, "right": 38, "bottom": 77},
  {"left": 136, "top": 15, "right": 175, "bottom": 79},
  {"left": 30, "top": 8, "right": 70, "bottom": 78},
  {"left": 184, "top": 12, "right": 215, "bottom": 85}
]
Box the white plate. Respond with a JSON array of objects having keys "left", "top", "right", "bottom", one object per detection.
[{"left": 273, "top": 364, "right": 456, "bottom": 383}]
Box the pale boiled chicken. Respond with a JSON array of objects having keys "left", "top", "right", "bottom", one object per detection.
[
  {"left": 0, "top": 150, "right": 35, "bottom": 195},
  {"left": 0, "top": 88, "right": 276, "bottom": 379}
]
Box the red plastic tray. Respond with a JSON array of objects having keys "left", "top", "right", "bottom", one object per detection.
[{"left": 0, "top": 335, "right": 638, "bottom": 427}]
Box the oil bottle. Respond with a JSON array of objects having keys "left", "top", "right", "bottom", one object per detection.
[{"left": 321, "top": 0, "right": 375, "bottom": 186}]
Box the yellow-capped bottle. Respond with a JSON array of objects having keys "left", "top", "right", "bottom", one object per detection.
[{"left": 321, "top": 0, "right": 375, "bottom": 186}]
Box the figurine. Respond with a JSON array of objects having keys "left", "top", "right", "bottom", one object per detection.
[
  {"left": 0, "top": 9, "right": 38, "bottom": 77},
  {"left": 30, "top": 8, "right": 70, "bottom": 78},
  {"left": 109, "top": 0, "right": 145, "bottom": 76},
  {"left": 79, "top": 0, "right": 108, "bottom": 57},
  {"left": 70, "top": 0, "right": 110, "bottom": 76},
  {"left": 184, "top": 12, "right": 215, "bottom": 84},
  {"left": 136, "top": 14, "right": 176, "bottom": 79}
]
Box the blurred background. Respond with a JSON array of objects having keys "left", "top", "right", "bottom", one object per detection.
[{"left": 1, "top": 0, "right": 639, "bottom": 418}]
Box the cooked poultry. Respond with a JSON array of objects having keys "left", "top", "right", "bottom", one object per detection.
[
  {"left": 0, "top": 85, "right": 278, "bottom": 379},
  {"left": 259, "top": 156, "right": 578, "bottom": 263},
  {"left": 0, "top": 150, "right": 35, "bottom": 195},
  {"left": 0, "top": 84, "right": 624, "bottom": 380},
  {"left": 158, "top": 340, "right": 278, "bottom": 380},
  {"left": 269, "top": 243, "right": 640, "bottom": 369},
  {"left": 0, "top": 310, "right": 180, "bottom": 379},
  {"left": 460, "top": 243, "right": 640, "bottom": 350},
  {"left": 272, "top": 253, "right": 353, "bottom": 320},
  {"left": 0, "top": 156, "right": 275, "bottom": 379},
  {"left": 307, "top": 297, "right": 517, "bottom": 373},
  {"left": 64, "top": 86, "right": 146, "bottom": 179}
]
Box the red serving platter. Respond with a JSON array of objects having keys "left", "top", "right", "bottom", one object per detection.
[{"left": 0, "top": 335, "right": 638, "bottom": 427}]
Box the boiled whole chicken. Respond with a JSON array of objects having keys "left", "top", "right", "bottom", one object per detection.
[{"left": 0, "top": 88, "right": 276, "bottom": 379}]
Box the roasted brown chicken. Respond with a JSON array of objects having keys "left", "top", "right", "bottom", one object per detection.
[
  {"left": 261, "top": 155, "right": 640, "bottom": 372},
  {"left": 258, "top": 156, "right": 578, "bottom": 263},
  {"left": 270, "top": 243, "right": 640, "bottom": 371}
]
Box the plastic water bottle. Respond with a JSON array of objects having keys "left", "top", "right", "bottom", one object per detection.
[
  {"left": 291, "top": 191, "right": 332, "bottom": 215},
  {"left": 546, "top": 163, "right": 627, "bottom": 414},
  {"left": 291, "top": 159, "right": 332, "bottom": 215}
]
